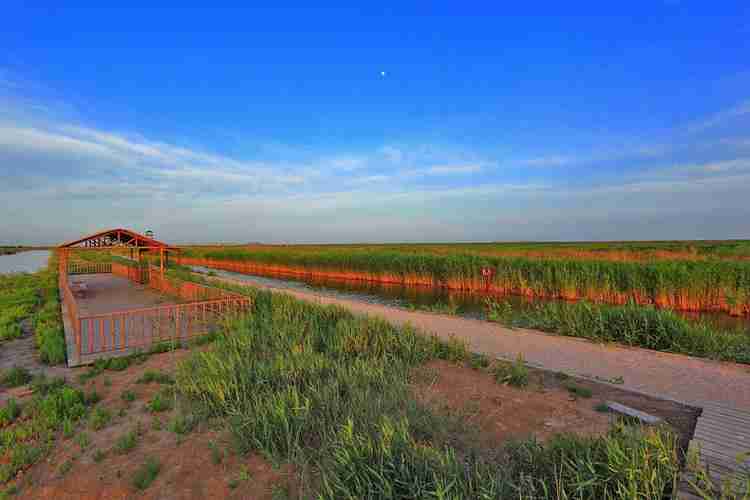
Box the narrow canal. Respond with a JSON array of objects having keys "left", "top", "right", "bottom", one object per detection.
[{"left": 189, "top": 264, "right": 750, "bottom": 334}]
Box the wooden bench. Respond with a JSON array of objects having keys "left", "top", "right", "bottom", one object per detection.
[{"left": 70, "top": 281, "right": 89, "bottom": 298}]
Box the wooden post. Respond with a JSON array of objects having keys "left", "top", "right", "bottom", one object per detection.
[{"left": 160, "top": 247, "right": 165, "bottom": 279}]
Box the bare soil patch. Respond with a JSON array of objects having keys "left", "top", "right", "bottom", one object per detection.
[
  {"left": 15, "top": 350, "right": 296, "bottom": 500},
  {"left": 413, "top": 359, "right": 700, "bottom": 456}
]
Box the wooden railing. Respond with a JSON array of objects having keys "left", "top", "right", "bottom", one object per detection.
[
  {"left": 68, "top": 262, "right": 112, "bottom": 275},
  {"left": 112, "top": 262, "right": 147, "bottom": 284},
  {"left": 59, "top": 252, "right": 251, "bottom": 359},
  {"left": 76, "top": 297, "right": 249, "bottom": 356}
]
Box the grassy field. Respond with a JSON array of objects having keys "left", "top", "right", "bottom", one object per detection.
[
  {"left": 486, "top": 298, "right": 750, "bottom": 364},
  {"left": 0, "top": 256, "right": 67, "bottom": 364},
  {"left": 181, "top": 242, "right": 750, "bottom": 315},
  {"left": 2, "top": 265, "right": 745, "bottom": 498},
  {"left": 187, "top": 239, "right": 750, "bottom": 261},
  {"left": 174, "top": 285, "right": 683, "bottom": 499}
]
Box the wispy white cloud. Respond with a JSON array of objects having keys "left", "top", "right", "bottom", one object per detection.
[{"left": 686, "top": 100, "right": 750, "bottom": 133}]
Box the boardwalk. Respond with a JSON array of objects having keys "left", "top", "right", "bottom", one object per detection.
[{"left": 206, "top": 272, "right": 750, "bottom": 498}]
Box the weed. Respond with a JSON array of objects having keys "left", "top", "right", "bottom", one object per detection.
[
  {"left": 168, "top": 414, "right": 197, "bottom": 435},
  {"left": 208, "top": 441, "right": 223, "bottom": 465},
  {"left": 88, "top": 407, "right": 111, "bottom": 431},
  {"left": 146, "top": 391, "right": 173, "bottom": 413},
  {"left": 493, "top": 355, "right": 529, "bottom": 387},
  {"left": 595, "top": 402, "right": 610, "bottom": 413},
  {"left": 58, "top": 458, "right": 74, "bottom": 476},
  {"left": 565, "top": 383, "right": 593, "bottom": 399},
  {"left": 75, "top": 432, "right": 91, "bottom": 450},
  {"left": 238, "top": 464, "right": 252, "bottom": 481},
  {"left": 103, "top": 377, "right": 112, "bottom": 387},
  {"left": 131, "top": 457, "right": 160, "bottom": 490},
  {"left": 120, "top": 390, "right": 137, "bottom": 402},
  {"left": 0, "top": 399, "right": 20, "bottom": 426},
  {"left": 271, "top": 482, "right": 291, "bottom": 499},
  {"left": 84, "top": 389, "right": 100, "bottom": 405},
  {"left": 93, "top": 449, "right": 106, "bottom": 463},
  {"left": 61, "top": 418, "right": 75, "bottom": 438},
  {"left": 137, "top": 370, "right": 174, "bottom": 385},
  {"left": 0, "top": 367, "right": 31, "bottom": 388},
  {"left": 468, "top": 352, "right": 490, "bottom": 370},
  {"left": 114, "top": 429, "right": 139, "bottom": 454}
]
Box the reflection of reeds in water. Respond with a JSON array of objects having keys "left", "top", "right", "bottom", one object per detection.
[{"left": 179, "top": 248, "right": 750, "bottom": 316}]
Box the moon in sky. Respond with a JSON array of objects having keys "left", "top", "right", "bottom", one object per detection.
[{"left": 381, "top": 71, "right": 386, "bottom": 77}]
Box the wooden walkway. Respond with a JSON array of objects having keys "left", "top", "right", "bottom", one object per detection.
[{"left": 679, "top": 402, "right": 750, "bottom": 498}]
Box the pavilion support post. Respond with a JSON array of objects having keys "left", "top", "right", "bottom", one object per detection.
[{"left": 160, "top": 248, "right": 165, "bottom": 279}]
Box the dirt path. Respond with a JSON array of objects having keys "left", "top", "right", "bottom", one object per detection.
[{"left": 206, "top": 273, "right": 750, "bottom": 410}]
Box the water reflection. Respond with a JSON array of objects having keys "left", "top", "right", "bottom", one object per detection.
[
  {"left": 191, "top": 265, "right": 750, "bottom": 335},
  {"left": 0, "top": 250, "right": 50, "bottom": 274}
]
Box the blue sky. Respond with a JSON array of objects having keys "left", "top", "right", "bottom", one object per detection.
[{"left": 2, "top": 4, "right": 750, "bottom": 244}]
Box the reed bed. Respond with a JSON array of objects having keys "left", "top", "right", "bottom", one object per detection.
[
  {"left": 174, "top": 286, "right": 682, "bottom": 499},
  {"left": 182, "top": 247, "right": 750, "bottom": 315},
  {"left": 486, "top": 299, "right": 750, "bottom": 364}
]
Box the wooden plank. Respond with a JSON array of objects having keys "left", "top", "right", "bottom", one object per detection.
[
  {"left": 693, "top": 431, "right": 750, "bottom": 454},
  {"left": 693, "top": 425, "right": 750, "bottom": 447},
  {"left": 694, "top": 419, "right": 750, "bottom": 438},
  {"left": 606, "top": 401, "right": 663, "bottom": 424},
  {"left": 700, "top": 409, "right": 750, "bottom": 426}
]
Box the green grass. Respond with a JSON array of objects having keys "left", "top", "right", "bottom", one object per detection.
[
  {"left": 131, "top": 457, "right": 161, "bottom": 490},
  {"left": 120, "top": 390, "right": 137, "bottom": 402},
  {"left": 173, "top": 286, "right": 682, "bottom": 499},
  {"left": 146, "top": 390, "right": 173, "bottom": 413},
  {"left": 0, "top": 400, "right": 20, "bottom": 426},
  {"left": 565, "top": 383, "right": 593, "bottom": 398},
  {"left": 0, "top": 273, "right": 39, "bottom": 342},
  {"left": 487, "top": 298, "right": 750, "bottom": 364},
  {"left": 493, "top": 354, "right": 530, "bottom": 387},
  {"left": 88, "top": 407, "right": 111, "bottom": 431},
  {"left": 30, "top": 259, "right": 66, "bottom": 365},
  {"left": 0, "top": 367, "right": 31, "bottom": 388},
  {"left": 0, "top": 381, "right": 89, "bottom": 484},
  {"left": 136, "top": 370, "right": 174, "bottom": 385},
  {"left": 113, "top": 428, "right": 140, "bottom": 454},
  {"left": 78, "top": 352, "right": 150, "bottom": 383}
]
